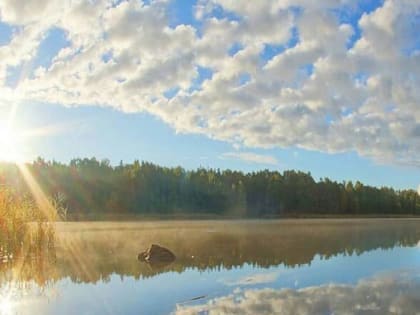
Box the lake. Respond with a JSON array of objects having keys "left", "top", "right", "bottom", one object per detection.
[{"left": 1, "top": 219, "right": 420, "bottom": 314}]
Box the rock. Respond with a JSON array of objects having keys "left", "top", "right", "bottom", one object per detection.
[{"left": 138, "top": 244, "right": 176, "bottom": 264}]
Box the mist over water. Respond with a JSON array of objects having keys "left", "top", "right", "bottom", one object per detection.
[{"left": 1, "top": 219, "right": 420, "bottom": 314}]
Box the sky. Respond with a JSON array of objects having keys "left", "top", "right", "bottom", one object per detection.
[{"left": 0, "top": 0, "right": 419, "bottom": 191}]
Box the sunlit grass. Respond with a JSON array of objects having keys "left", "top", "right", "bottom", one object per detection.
[{"left": 0, "top": 187, "right": 58, "bottom": 262}]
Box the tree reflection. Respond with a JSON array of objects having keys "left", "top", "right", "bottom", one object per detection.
[
  {"left": 1, "top": 220, "right": 420, "bottom": 286},
  {"left": 51, "top": 220, "right": 420, "bottom": 283}
]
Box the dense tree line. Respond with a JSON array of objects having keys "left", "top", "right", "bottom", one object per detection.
[{"left": 0, "top": 158, "right": 418, "bottom": 218}]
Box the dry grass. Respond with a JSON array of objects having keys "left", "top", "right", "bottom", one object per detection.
[{"left": 0, "top": 187, "right": 57, "bottom": 260}]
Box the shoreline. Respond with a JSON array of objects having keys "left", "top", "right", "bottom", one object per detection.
[{"left": 61, "top": 213, "right": 420, "bottom": 222}]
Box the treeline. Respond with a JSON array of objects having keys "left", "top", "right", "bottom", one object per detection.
[{"left": 0, "top": 158, "right": 419, "bottom": 218}]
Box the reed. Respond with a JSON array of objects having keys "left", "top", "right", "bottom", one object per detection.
[{"left": 0, "top": 187, "right": 58, "bottom": 262}]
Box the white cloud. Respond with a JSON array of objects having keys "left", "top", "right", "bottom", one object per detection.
[
  {"left": 0, "top": 0, "right": 419, "bottom": 166},
  {"left": 175, "top": 270, "right": 420, "bottom": 315},
  {"left": 0, "top": 0, "right": 57, "bottom": 24},
  {"left": 221, "top": 152, "right": 278, "bottom": 166}
]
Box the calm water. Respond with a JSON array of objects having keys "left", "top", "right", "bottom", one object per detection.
[{"left": 1, "top": 219, "right": 420, "bottom": 314}]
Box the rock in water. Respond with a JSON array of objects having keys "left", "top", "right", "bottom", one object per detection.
[{"left": 138, "top": 244, "right": 176, "bottom": 264}]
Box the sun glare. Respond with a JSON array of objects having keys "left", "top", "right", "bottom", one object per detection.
[
  {"left": 0, "top": 296, "right": 13, "bottom": 315},
  {"left": 0, "top": 125, "right": 23, "bottom": 163}
]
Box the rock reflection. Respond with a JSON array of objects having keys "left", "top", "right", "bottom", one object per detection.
[{"left": 174, "top": 269, "right": 420, "bottom": 315}]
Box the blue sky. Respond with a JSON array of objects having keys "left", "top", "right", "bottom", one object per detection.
[
  {"left": 0, "top": 0, "right": 419, "bottom": 191},
  {"left": 4, "top": 101, "right": 419, "bottom": 190}
]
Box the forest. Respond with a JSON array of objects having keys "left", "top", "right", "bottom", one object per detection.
[{"left": 0, "top": 158, "right": 419, "bottom": 219}]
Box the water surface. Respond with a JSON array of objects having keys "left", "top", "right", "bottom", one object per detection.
[{"left": 1, "top": 219, "right": 420, "bottom": 314}]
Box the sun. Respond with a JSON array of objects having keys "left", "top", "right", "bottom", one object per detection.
[{"left": 0, "top": 125, "right": 23, "bottom": 163}]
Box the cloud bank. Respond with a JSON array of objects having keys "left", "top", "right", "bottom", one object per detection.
[{"left": 0, "top": 0, "right": 419, "bottom": 166}]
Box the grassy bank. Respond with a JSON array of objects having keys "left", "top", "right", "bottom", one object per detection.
[{"left": 0, "top": 187, "right": 57, "bottom": 260}]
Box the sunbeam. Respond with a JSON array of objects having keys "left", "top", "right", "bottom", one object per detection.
[{"left": 16, "top": 163, "right": 57, "bottom": 222}]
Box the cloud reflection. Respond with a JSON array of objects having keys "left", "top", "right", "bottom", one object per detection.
[
  {"left": 175, "top": 270, "right": 420, "bottom": 315},
  {"left": 222, "top": 271, "right": 280, "bottom": 286}
]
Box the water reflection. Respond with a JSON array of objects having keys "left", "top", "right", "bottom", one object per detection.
[
  {"left": 175, "top": 269, "right": 420, "bottom": 315},
  {"left": 0, "top": 229, "right": 57, "bottom": 315},
  {"left": 51, "top": 219, "right": 420, "bottom": 283},
  {"left": 0, "top": 224, "right": 57, "bottom": 287},
  {"left": 0, "top": 219, "right": 419, "bottom": 315}
]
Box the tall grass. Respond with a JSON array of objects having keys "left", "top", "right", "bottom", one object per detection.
[{"left": 0, "top": 187, "right": 58, "bottom": 263}]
